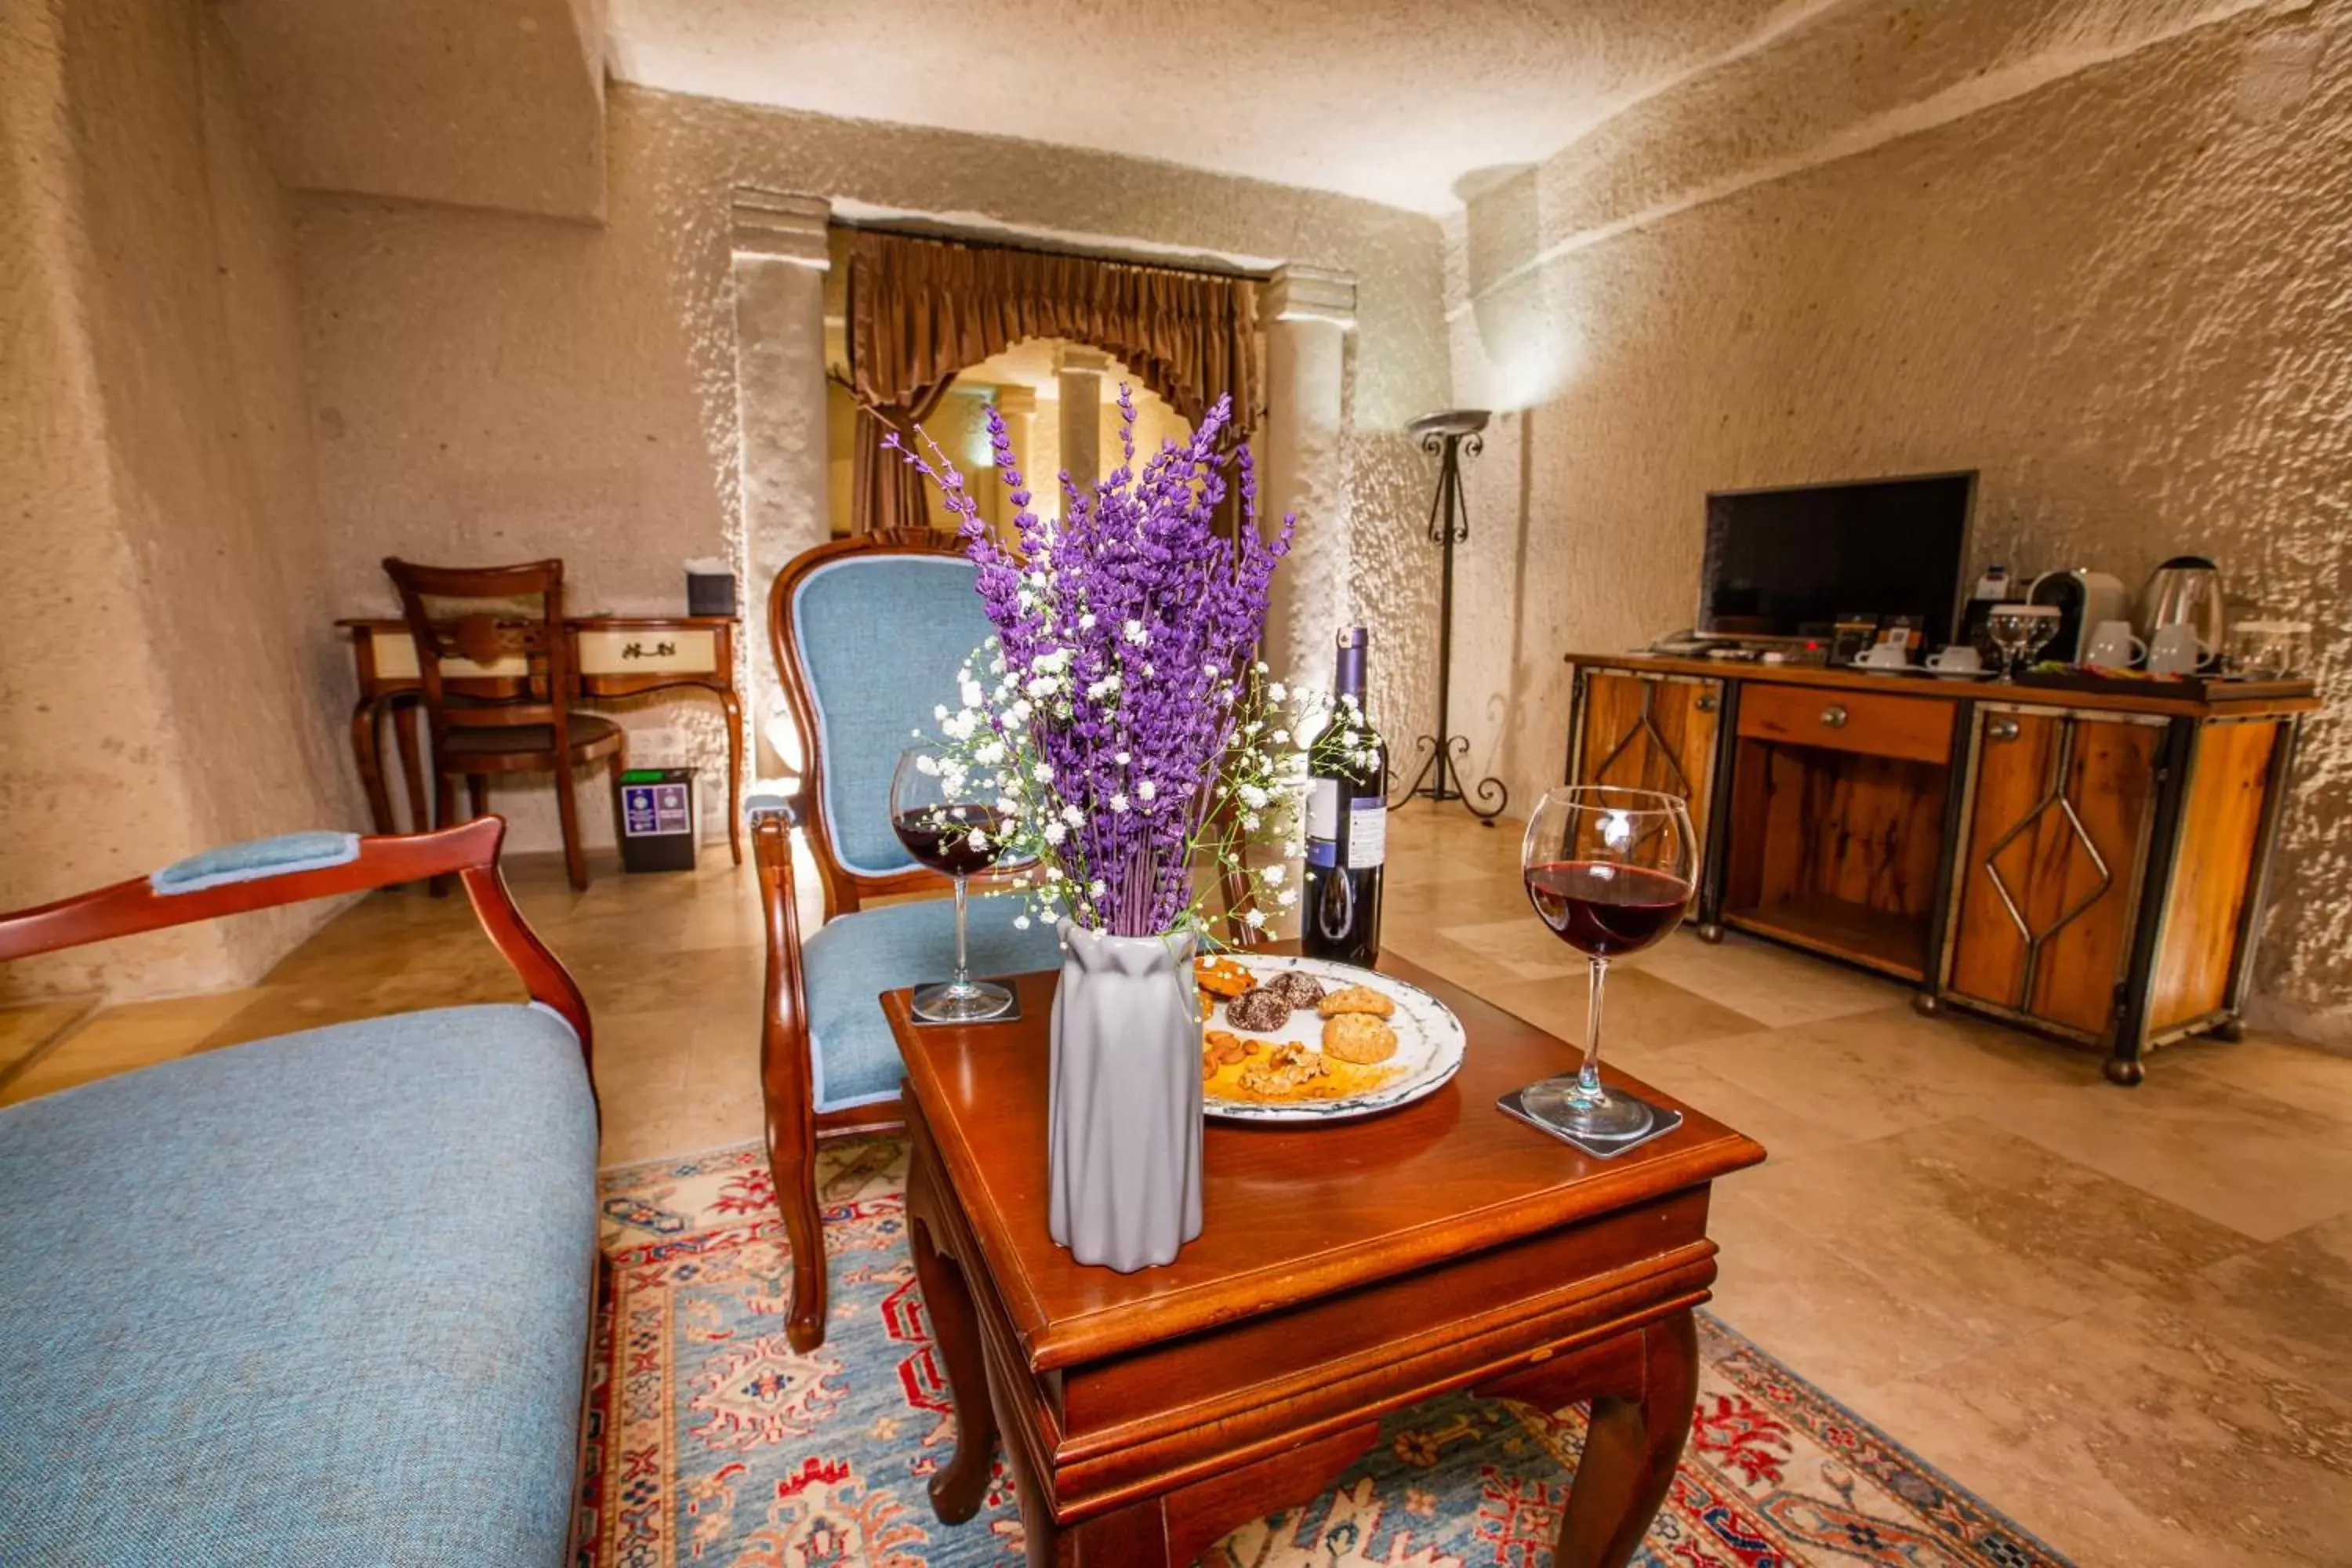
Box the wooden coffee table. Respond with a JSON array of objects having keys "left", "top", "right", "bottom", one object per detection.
[{"left": 887, "top": 946, "right": 1765, "bottom": 1567}]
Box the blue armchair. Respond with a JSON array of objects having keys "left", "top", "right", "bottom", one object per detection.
[
  {"left": 0, "top": 818, "right": 598, "bottom": 1565},
  {"left": 753, "top": 529, "right": 1063, "bottom": 1351}
]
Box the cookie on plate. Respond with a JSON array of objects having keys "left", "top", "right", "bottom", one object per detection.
[
  {"left": 1225, "top": 987, "right": 1292, "bottom": 1033},
  {"left": 1323, "top": 1012, "right": 1399, "bottom": 1065},
  {"left": 1263, "top": 969, "right": 1325, "bottom": 1009},
  {"left": 1316, "top": 984, "right": 1396, "bottom": 1020}
]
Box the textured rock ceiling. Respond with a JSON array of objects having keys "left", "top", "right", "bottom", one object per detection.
[{"left": 604, "top": 0, "right": 1804, "bottom": 213}]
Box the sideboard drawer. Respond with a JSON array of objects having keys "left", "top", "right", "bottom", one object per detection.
[{"left": 1736, "top": 682, "right": 1953, "bottom": 764}]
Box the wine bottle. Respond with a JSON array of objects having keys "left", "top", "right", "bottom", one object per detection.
[{"left": 1302, "top": 626, "right": 1386, "bottom": 964}]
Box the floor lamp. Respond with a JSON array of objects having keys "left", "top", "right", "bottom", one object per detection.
[{"left": 1391, "top": 409, "right": 1508, "bottom": 825}]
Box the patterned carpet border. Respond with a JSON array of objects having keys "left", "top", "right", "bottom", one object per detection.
[{"left": 582, "top": 1138, "right": 2075, "bottom": 1568}]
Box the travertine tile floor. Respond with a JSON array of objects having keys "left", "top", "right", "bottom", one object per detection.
[{"left": 4, "top": 809, "right": 2347, "bottom": 1564}]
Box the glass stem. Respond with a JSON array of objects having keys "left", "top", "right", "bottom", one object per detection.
[
  {"left": 952, "top": 874, "right": 971, "bottom": 989},
  {"left": 1577, "top": 956, "right": 1610, "bottom": 1104}
]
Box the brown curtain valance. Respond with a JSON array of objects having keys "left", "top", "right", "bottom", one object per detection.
[{"left": 847, "top": 228, "right": 1261, "bottom": 533}]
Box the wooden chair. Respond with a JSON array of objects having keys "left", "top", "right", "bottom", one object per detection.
[
  {"left": 383, "top": 558, "right": 626, "bottom": 891},
  {"left": 750, "top": 530, "right": 1064, "bottom": 1351}
]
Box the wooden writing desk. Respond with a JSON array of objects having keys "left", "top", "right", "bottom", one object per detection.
[{"left": 336, "top": 616, "right": 743, "bottom": 865}]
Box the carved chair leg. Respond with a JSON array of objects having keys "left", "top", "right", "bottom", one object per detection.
[
  {"left": 466, "top": 774, "right": 488, "bottom": 819},
  {"left": 554, "top": 764, "right": 588, "bottom": 891},
  {"left": 768, "top": 1126, "right": 828, "bottom": 1352},
  {"left": 430, "top": 773, "right": 459, "bottom": 898}
]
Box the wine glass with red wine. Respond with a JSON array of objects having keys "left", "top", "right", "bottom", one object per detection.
[
  {"left": 891, "top": 746, "right": 1015, "bottom": 1023},
  {"left": 1519, "top": 786, "right": 1697, "bottom": 1142}
]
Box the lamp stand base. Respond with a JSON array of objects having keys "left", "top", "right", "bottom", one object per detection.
[{"left": 1390, "top": 734, "right": 1508, "bottom": 825}]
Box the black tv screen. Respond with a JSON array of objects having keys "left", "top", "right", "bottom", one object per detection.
[{"left": 1698, "top": 472, "right": 1975, "bottom": 646}]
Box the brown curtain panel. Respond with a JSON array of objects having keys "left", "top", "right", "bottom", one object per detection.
[{"left": 846, "top": 229, "right": 1261, "bottom": 533}]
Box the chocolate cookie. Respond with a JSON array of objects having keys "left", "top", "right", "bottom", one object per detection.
[
  {"left": 1224, "top": 987, "right": 1293, "bottom": 1033},
  {"left": 1263, "top": 969, "right": 1325, "bottom": 1009}
]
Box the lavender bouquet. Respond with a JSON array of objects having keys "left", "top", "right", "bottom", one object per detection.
[{"left": 889, "top": 390, "right": 1352, "bottom": 942}]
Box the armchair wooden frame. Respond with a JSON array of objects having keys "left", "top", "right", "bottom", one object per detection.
[
  {"left": 755, "top": 528, "right": 967, "bottom": 1352},
  {"left": 753, "top": 528, "right": 1271, "bottom": 1351}
]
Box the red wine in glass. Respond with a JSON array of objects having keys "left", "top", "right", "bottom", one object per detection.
[
  {"left": 892, "top": 804, "right": 1008, "bottom": 878},
  {"left": 1516, "top": 786, "right": 1697, "bottom": 1142},
  {"left": 1524, "top": 862, "right": 1693, "bottom": 959},
  {"left": 891, "top": 748, "right": 1016, "bottom": 1023}
]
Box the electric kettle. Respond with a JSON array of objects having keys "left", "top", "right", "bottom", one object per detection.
[{"left": 2136, "top": 556, "right": 2227, "bottom": 666}]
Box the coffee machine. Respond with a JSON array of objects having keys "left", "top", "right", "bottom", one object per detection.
[{"left": 2026, "top": 568, "right": 2129, "bottom": 662}]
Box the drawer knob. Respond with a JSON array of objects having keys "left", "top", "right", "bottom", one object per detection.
[
  {"left": 1987, "top": 717, "right": 2020, "bottom": 742},
  {"left": 1820, "top": 704, "right": 1849, "bottom": 728},
  {"left": 1695, "top": 692, "right": 1719, "bottom": 713}
]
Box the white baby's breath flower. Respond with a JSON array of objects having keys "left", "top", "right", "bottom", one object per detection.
[
  {"left": 1238, "top": 783, "right": 1269, "bottom": 810},
  {"left": 1278, "top": 887, "right": 1298, "bottom": 907},
  {"left": 1122, "top": 619, "right": 1148, "bottom": 645},
  {"left": 1060, "top": 804, "right": 1085, "bottom": 826},
  {"left": 1242, "top": 811, "right": 1262, "bottom": 830},
  {"left": 915, "top": 754, "right": 941, "bottom": 776},
  {"left": 1261, "top": 863, "right": 1285, "bottom": 886},
  {"left": 934, "top": 703, "right": 950, "bottom": 721},
  {"left": 1013, "top": 915, "right": 1030, "bottom": 930},
  {"left": 1032, "top": 761, "right": 1053, "bottom": 783},
  {"left": 1137, "top": 780, "right": 1156, "bottom": 801},
  {"left": 1088, "top": 878, "right": 1108, "bottom": 898},
  {"left": 1203, "top": 660, "right": 1220, "bottom": 676},
  {"left": 1043, "top": 821, "right": 1067, "bottom": 845},
  {"left": 967, "top": 829, "right": 990, "bottom": 851},
  {"left": 1109, "top": 793, "right": 1130, "bottom": 813},
  {"left": 1270, "top": 729, "right": 1289, "bottom": 744},
  {"left": 1114, "top": 751, "right": 1131, "bottom": 766},
  {"left": 1243, "top": 908, "right": 1267, "bottom": 928},
  {"left": 1269, "top": 681, "right": 1287, "bottom": 703},
  {"left": 1078, "top": 612, "right": 1096, "bottom": 630}
]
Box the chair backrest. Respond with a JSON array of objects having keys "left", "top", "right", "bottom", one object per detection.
[
  {"left": 770, "top": 530, "right": 996, "bottom": 917},
  {"left": 383, "top": 557, "right": 575, "bottom": 749}
]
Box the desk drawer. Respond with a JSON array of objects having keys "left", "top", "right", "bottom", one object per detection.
[{"left": 1737, "top": 683, "right": 1952, "bottom": 764}]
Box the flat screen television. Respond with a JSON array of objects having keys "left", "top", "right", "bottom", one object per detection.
[{"left": 1697, "top": 471, "right": 1976, "bottom": 648}]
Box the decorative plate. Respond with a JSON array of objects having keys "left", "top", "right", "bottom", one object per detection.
[{"left": 1200, "top": 953, "right": 1467, "bottom": 1124}]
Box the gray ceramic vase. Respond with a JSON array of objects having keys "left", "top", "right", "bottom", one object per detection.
[{"left": 1047, "top": 920, "right": 1204, "bottom": 1272}]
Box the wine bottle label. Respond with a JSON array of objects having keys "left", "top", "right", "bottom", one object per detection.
[
  {"left": 1305, "top": 779, "right": 1340, "bottom": 869},
  {"left": 1345, "top": 800, "right": 1387, "bottom": 869}
]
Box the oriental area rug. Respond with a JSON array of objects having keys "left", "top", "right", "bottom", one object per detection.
[{"left": 581, "top": 1139, "right": 2071, "bottom": 1568}]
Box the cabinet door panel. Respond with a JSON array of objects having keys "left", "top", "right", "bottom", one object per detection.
[
  {"left": 1576, "top": 672, "right": 1722, "bottom": 843},
  {"left": 1947, "top": 713, "right": 2158, "bottom": 1037}
]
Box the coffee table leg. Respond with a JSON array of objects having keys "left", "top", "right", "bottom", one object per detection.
[
  {"left": 1553, "top": 1310, "right": 1699, "bottom": 1568},
  {"left": 906, "top": 1148, "right": 999, "bottom": 1524}
]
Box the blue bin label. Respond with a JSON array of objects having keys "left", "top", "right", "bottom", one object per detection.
[{"left": 622, "top": 783, "right": 691, "bottom": 837}]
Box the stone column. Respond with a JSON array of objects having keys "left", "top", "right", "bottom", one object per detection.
[
  {"left": 728, "top": 189, "right": 829, "bottom": 777},
  {"left": 1258, "top": 264, "right": 1357, "bottom": 689},
  {"left": 1055, "top": 344, "right": 1111, "bottom": 492}
]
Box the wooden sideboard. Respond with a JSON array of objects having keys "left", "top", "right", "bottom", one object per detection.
[
  {"left": 338, "top": 615, "right": 744, "bottom": 865},
  {"left": 1563, "top": 652, "right": 2318, "bottom": 1083}
]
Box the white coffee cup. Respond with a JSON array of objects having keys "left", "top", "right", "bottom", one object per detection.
[
  {"left": 1926, "top": 645, "right": 1981, "bottom": 674},
  {"left": 2085, "top": 619, "right": 2146, "bottom": 670},
  {"left": 1855, "top": 643, "right": 1911, "bottom": 670},
  {"left": 2147, "top": 622, "right": 2209, "bottom": 677}
]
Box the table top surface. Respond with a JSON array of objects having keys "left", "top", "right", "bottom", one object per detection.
[
  {"left": 890, "top": 944, "right": 1766, "bottom": 1374},
  {"left": 336, "top": 614, "right": 739, "bottom": 631},
  {"left": 1566, "top": 648, "right": 2319, "bottom": 717}
]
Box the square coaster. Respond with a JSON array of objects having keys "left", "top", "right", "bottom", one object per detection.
[
  {"left": 906, "top": 982, "right": 1025, "bottom": 1027},
  {"left": 1495, "top": 1085, "right": 1682, "bottom": 1158}
]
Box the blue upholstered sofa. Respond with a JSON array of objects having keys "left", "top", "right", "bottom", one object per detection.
[{"left": 0, "top": 820, "right": 598, "bottom": 1566}]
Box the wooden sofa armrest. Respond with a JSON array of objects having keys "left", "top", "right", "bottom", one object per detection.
[{"left": 0, "top": 818, "right": 591, "bottom": 1065}]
